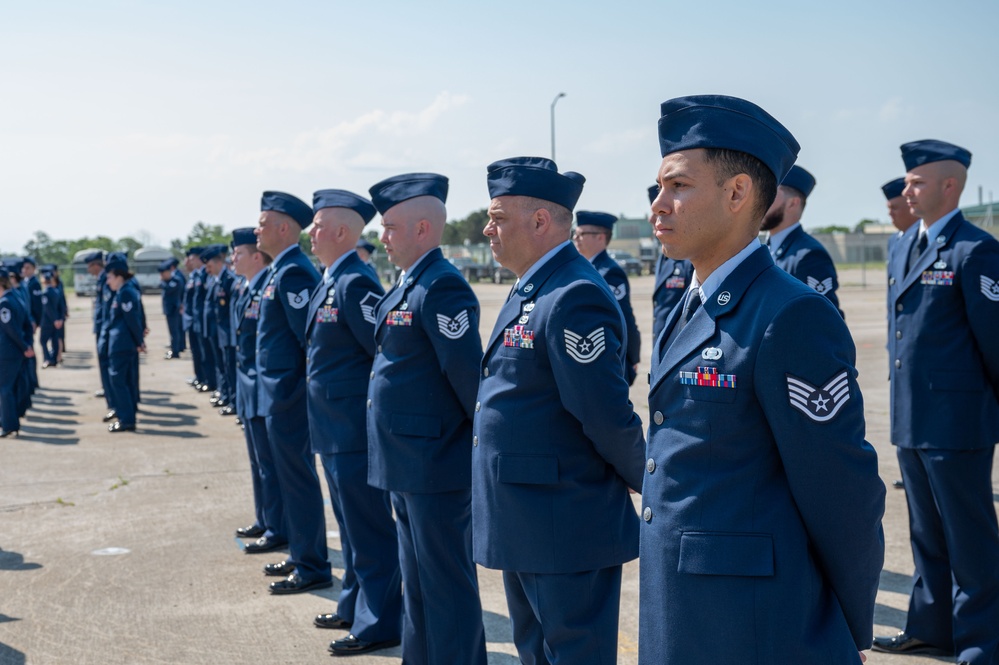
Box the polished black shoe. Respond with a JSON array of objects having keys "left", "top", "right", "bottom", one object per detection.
[
  {"left": 102, "top": 410, "right": 117, "bottom": 422},
  {"left": 314, "top": 613, "right": 351, "bottom": 630},
  {"left": 0, "top": 430, "right": 19, "bottom": 438},
  {"left": 328, "top": 635, "right": 400, "bottom": 656},
  {"left": 219, "top": 404, "right": 236, "bottom": 416},
  {"left": 198, "top": 384, "right": 211, "bottom": 393},
  {"left": 41, "top": 361, "right": 51, "bottom": 369},
  {"left": 243, "top": 536, "right": 287, "bottom": 554},
  {"left": 269, "top": 573, "right": 332, "bottom": 595},
  {"left": 94, "top": 389, "right": 105, "bottom": 398},
  {"left": 263, "top": 560, "right": 296, "bottom": 577},
  {"left": 871, "top": 632, "right": 950, "bottom": 655},
  {"left": 108, "top": 422, "right": 135, "bottom": 433},
  {"left": 209, "top": 396, "right": 221, "bottom": 406},
  {"left": 235, "top": 524, "right": 266, "bottom": 538},
  {"left": 186, "top": 378, "right": 198, "bottom": 386},
  {"left": 164, "top": 351, "right": 180, "bottom": 360},
  {"left": 892, "top": 479, "right": 905, "bottom": 489}
]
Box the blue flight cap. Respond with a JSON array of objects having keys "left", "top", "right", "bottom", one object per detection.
[
  {"left": 369, "top": 173, "right": 449, "bottom": 215},
  {"left": 0, "top": 266, "right": 7, "bottom": 279},
  {"left": 486, "top": 157, "right": 585, "bottom": 211},
  {"left": 313, "top": 189, "right": 377, "bottom": 223},
  {"left": 657, "top": 95, "right": 799, "bottom": 182},
  {"left": 576, "top": 211, "right": 617, "bottom": 230},
  {"left": 881, "top": 177, "right": 906, "bottom": 200},
  {"left": 185, "top": 246, "right": 204, "bottom": 258},
  {"left": 42, "top": 263, "right": 57, "bottom": 272},
  {"left": 200, "top": 244, "right": 226, "bottom": 262},
  {"left": 40, "top": 270, "right": 54, "bottom": 280},
  {"left": 231, "top": 228, "right": 257, "bottom": 248},
  {"left": 22, "top": 256, "right": 36, "bottom": 267},
  {"left": 900, "top": 139, "right": 972, "bottom": 171},
  {"left": 10, "top": 260, "right": 24, "bottom": 275},
  {"left": 157, "top": 258, "right": 177, "bottom": 272},
  {"left": 105, "top": 253, "right": 129, "bottom": 274},
  {"left": 780, "top": 165, "right": 816, "bottom": 198},
  {"left": 647, "top": 185, "right": 660, "bottom": 204},
  {"left": 84, "top": 250, "right": 105, "bottom": 264},
  {"left": 261, "top": 191, "right": 313, "bottom": 228},
  {"left": 356, "top": 238, "right": 376, "bottom": 254}
]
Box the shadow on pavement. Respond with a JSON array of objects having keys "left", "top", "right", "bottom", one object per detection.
[
  {"left": 486, "top": 653, "right": 520, "bottom": 664},
  {"left": 17, "top": 425, "right": 79, "bottom": 446},
  {"left": 0, "top": 549, "right": 42, "bottom": 571},
  {"left": 878, "top": 569, "right": 912, "bottom": 594},
  {"left": 483, "top": 610, "right": 514, "bottom": 644},
  {"left": 0, "top": 642, "right": 26, "bottom": 665},
  {"left": 873, "top": 603, "right": 907, "bottom": 631}
]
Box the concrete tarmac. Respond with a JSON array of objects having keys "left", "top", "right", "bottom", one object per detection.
[{"left": 0, "top": 269, "right": 993, "bottom": 664}]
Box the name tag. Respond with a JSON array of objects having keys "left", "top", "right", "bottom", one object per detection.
[
  {"left": 316, "top": 306, "right": 338, "bottom": 324},
  {"left": 386, "top": 310, "right": 413, "bottom": 326},
  {"left": 504, "top": 325, "right": 534, "bottom": 349},
  {"left": 921, "top": 270, "right": 954, "bottom": 286},
  {"left": 679, "top": 366, "right": 736, "bottom": 388}
]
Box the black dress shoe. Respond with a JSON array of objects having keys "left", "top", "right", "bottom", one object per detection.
[
  {"left": 328, "top": 635, "right": 400, "bottom": 656},
  {"left": 94, "top": 389, "right": 105, "bottom": 398},
  {"left": 108, "top": 422, "right": 135, "bottom": 433},
  {"left": 0, "top": 430, "right": 19, "bottom": 438},
  {"left": 314, "top": 613, "right": 352, "bottom": 630},
  {"left": 235, "top": 524, "right": 266, "bottom": 538},
  {"left": 892, "top": 479, "right": 905, "bottom": 489},
  {"left": 198, "top": 384, "right": 211, "bottom": 393},
  {"left": 102, "top": 409, "right": 117, "bottom": 422},
  {"left": 269, "top": 573, "right": 332, "bottom": 595},
  {"left": 219, "top": 405, "right": 236, "bottom": 416},
  {"left": 243, "top": 536, "right": 287, "bottom": 554},
  {"left": 871, "top": 632, "right": 950, "bottom": 655},
  {"left": 263, "top": 560, "right": 296, "bottom": 577}
]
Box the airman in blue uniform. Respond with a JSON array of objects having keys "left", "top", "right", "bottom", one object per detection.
[
  {"left": 104, "top": 254, "right": 145, "bottom": 433},
  {"left": 200, "top": 246, "right": 225, "bottom": 407},
  {"left": 190, "top": 250, "right": 216, "bottom": 395},
  {"left": 182, "top": 247, "right": 207, "bottom": 390},
  {"left": 19, "top": 258, "right": 41, "bottom": 393},
  {"left": 355, "top": 238, "right": 376, "bottom": 265},
  {"left": 474, "top": 157, "right": 646, "bottom": 664},
  {"left": 95, "top": 253, "right": 122, "bottom": 421},
  {"left": 873, "top": 140, "right": 999, "bottom": 665},
  {"left": 367, "top": 173, "right": 487, "bottom": 665},
  {"left": 229, "top": 228, "right": 287, "bottom": 551},
  {"left": 642, "top": 95, "right": 885, "bottom": 664},
  {"left": 202, "top": 245, "right": 237, "bottom": 412},
  {"left": 159, "top": 257, "right": 185, "bottom": 359},
  {"left": 762, "top": 165, "right": 844, "bottom": 318},
  {"left": 572, "top": 210, "right": 642, "bottom": 385},
  {"left": 882, "top": 177, "right": 920, "bottom": 268},
  {"left": 251, "top": 191, "right": 331, "bottom": 596},
  {"left": 38, "top": 271, "right": 65, "bottom": 368},
  {"left": 43, "top": 264, "right": 67, "bottom": 360},
  {"left": 83, "top": 251, "right": 111, "bottom": 403},
  {"left": 306, "top": 189, "right": 402, "bottom": 657},
  {"left": 0, "top": 267, "right": 32, "bottom": 438},
  {"left": 5, "top": 264, "right": 34, "bottom": 417},
  {"left": 648, "top": 185, "right": 694, "bottom": 341}
]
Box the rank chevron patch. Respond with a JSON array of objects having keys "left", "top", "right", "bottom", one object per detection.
[
  {"left": 359, "top": 291, "right": 381, "bottom": 324},
  {"left": 287, "top": 288, "right": 310, "bottom": 310},
  {"left": 437, "top": 310, "right": 470, "bottom": 339},
  {"left": 786, "top": 370, "right": 850, "bottom": 422},
  {"left": 806, "top": 276, "right": 834, "bottom": 294},
  {"left": 611, "top": 283, "right": 627, "bottom": 301},
  {"left": 0, "top": 308, "right": 9, "bottom": 324},
  {"left": 564, "top": 327, "right": 605, "bottom": 363},
  {"left": 980, "top": 275, "right": 999, "bottom": 302}
]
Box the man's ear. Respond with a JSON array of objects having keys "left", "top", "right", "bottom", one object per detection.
[
  {"left": 726, "top": 173, "right": 754, "bottom": 215},
  {"left": 533, "top": 207, "right": 552, "bottom": 235}
]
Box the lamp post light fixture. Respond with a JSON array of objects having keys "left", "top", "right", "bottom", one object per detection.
[{"left": 550, "top": 92, "right": 566, "bottom": 161}]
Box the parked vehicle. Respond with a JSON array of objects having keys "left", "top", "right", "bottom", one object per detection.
[
  {"left": 492, "top": 262, "right": 516, "bottom": 284},
  {"left": 448, "top": 257, "right": 492, "bottom": 282},
  {"left": 608, "top": 250, "right": 643, "bottom": 276}
]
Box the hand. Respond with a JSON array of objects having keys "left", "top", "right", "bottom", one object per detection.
[
  {"left": 55, "top": 320, "right": 64, "bottom": 329},
  {"left": 138, "top": 344, "right": 147, "bottom": 353},
  {"left": 144, "top": 328, "right": 150, "bottom": 337},
  {"left": 858, "top": 651, "right": 866, "bottom": 663},
  {"left": 24, "top": 348, "right": 35, "bottom": 358}
]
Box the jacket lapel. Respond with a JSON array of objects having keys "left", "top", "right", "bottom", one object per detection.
[
  {"left": 373, "top": 248, "right": 443, "bottom": 337},
  {"left": 898, "top": 214, "right": 963, "bottom": 295}
]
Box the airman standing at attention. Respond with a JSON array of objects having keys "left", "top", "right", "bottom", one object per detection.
[
  {"left": 252, "top": 192, "right": 332, "bottom": 596},
  {"left": 648, "top": 184, "right": 694, "bottom": 341},
  {"left": 474, "top": 157, "right": 646, "bottom": 664},
  {"left": 874, "top": 140, "right": 999, "bottom": 665},
  {"left": 762, "top": 165, "right": 844, "bottom": 317},
  {"left": 641, "top": 95, "right": 884, "bottom": 664},
  {"left": 159, "top": 258, "right": 185, "bottom": 360},
  {"left": 306, "top": 189, "right": 401, "bottom": 657},
  {"left": 366, "top": 173, "right": 487, "bottom": 665},
  {"left": 572, "top": 210, "right": 642, "bottom": 385}
]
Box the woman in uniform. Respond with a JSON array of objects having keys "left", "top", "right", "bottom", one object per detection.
[{"left": 105, "top": 257, "right": 145, "bottom": 433}]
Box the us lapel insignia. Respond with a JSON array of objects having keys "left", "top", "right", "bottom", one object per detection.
[{"left": 786, "top": 370, "right": 850, "bottom": 422}]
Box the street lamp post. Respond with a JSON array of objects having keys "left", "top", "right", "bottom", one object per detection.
[{"left": 550, "top": 92, "right": 566, "bottom": 161}]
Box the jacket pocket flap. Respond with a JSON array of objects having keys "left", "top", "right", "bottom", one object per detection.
[
  {"left": 389, "top": 413, "right": 441, "bottom": 438},
  {"left": 678, "top": 532, "right": 774, "bottom": 577},
  {"left": 497, "top": 454, "right": 559, "bottom": 485}
]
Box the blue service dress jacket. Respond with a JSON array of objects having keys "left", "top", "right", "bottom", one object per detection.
[
  {"left": 25, "top": 275, "right": 42, "bottom": 326},
  {"left": 107, "top": 283, "right": 144, "bottom": 355},
  {"left": 234, "top": 271, "right": 265, "bottom": 419},
  {"left": 161, "top": 271, "right": 184, "bottom": 316},
  {"left": 888, "top": 213, "right": 999, "bottom": 448},
  {"left": 472, "top": 243, "right": 645, "bottom": 574},
  {"left": 652, "top": 253, "right": 694, "bottom": 341},
  {"left": 40, "top": 286, "right": 65, "bottom": 328},
  {"left": 367, "top": 248, "right": 482, "bottom": 493},
  {"left": 254, "top": 246, "right": 320, "bottom": 415},
  {"left": 640, "top": 245, "right": 885, "bottom": 664},
  {"left": 306, "top": 254, "right": 384, "bottom": 455},
  {"left": 213, "top": 268, "right": 236, "bottom": 349},
  {"left": 590, "top": 249, "right": 641, "bottom": 385},
  {"left": 773, "top": 225, "right": 844, "bottom": 317}
]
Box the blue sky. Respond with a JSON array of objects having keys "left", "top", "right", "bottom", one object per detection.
[{"left": 2, "top": 0, "right": 997, "bottom": 253}]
